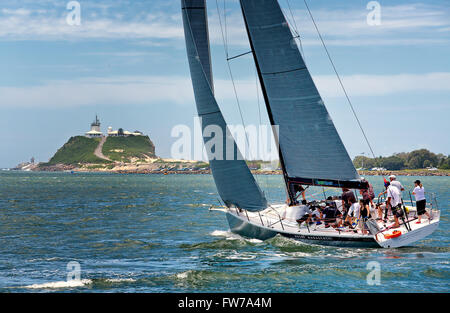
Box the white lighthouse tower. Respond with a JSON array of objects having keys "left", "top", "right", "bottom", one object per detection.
[{"left": 85, "top": 115, "right": 103, "bottom": 138}]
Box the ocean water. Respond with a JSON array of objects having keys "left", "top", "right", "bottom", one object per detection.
[{"left": 0, "top": 171, "right": 448, "bottom": 293}]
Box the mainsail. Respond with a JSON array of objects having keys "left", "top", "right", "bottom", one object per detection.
[
  {"left": 182, "top": 0, "right": 268, "bottom": 211},
  {"left": 239, "top": 0, "right": 363, "bottom": 191}
]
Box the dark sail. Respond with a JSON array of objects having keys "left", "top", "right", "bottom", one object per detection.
[
  {"left": 182, "top": 0, "right": 268, "bottom": 211},
  {"left": 240, "top": 0, "right": 362, "bottom": 189}
]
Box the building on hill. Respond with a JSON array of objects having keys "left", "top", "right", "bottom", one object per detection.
[
  {"left": 107, "top": 126, "right": 144, "bottom": 137},
  {"left": 85, "top": 115, "right": 103, "bottom": 138},
  {"left": 85, "top": 115, "right": 144, "bottom": 138}
]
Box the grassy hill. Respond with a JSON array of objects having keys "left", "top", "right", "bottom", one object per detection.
[
  {"left": 102, "top": 135, "right": 156, "bottom": 162},
  {"left": 43, "top": 135, "right": 156, "bottom": 166},
  {"left": 46, "top": 136, "right": 111, "bottom": 165}
]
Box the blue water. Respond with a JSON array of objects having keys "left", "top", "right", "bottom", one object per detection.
[{"left": 0, "top": 171, "right": 448, "bottom": 292}]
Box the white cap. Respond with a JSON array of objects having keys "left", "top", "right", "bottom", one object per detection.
[
  {"left": 389, "top": 175, "right": 396, "bottom": 180},
  {"left": 360, "top": 177, "right": 365, "bottom": 180}
]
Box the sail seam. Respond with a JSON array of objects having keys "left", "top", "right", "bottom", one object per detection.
[{"left": 262, "top": 66, "right": 306, "bottom": 75}]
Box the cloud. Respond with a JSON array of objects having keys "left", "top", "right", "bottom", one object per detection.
[
  {"left": 287, "top": 3, "right": 450, "bottom": 34},
  {"left": 1, "top": 8, "right": 32, "bottom": 16},
  {"left": 314, "top": 72, "right": 450, "bottom": 98},
  {"left": 1, "top": 72, "right": 449, "bottom": 109},
  {"left": 0, "top": 76, "right": 193, "bottom": 108},
  {"left": 0, "top": 2, "right": 448, "bottom": 47},
  {"left": 210, "top": 2, "right": 450, "bottom": 47},
  {"left": 79, "top": 51, "right": 163, "bottom": 57},
  {"left": 0, "top": 7, "right": 183, "bottom": 41}
]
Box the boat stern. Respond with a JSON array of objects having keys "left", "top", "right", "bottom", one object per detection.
[{"left": 375, "top": 213, "right": 440, "bottom": 248}]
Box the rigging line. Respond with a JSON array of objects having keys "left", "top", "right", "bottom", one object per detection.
[
  {"left": 215, "top": 0, "right": 228, "bottom": 58},
  {"left": 223, "top": 0, "right": 228, "bottom": 57},
  {"left": 303, "top": 0, "right": 377, "bottom": 160},
  {"left": 215, "top": 0, "right": 255, "bottom": 162},
  {"left": 281, "top": 8, "right": 296, "bottom": 36},
  {"left": 285, "top": 0, "right": 304, "bottom": 57},
  {"left": 227, "top": 50, "right": 252, "bottom": 61},
  {"left": 285, "top": 0, "right": 299, "bottom": 35}
]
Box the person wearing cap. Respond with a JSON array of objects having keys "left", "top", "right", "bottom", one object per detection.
[
  {"left": 378, "top": 175, "right": 404, "bottom": 199},
  {"left": 389, "top": 175, "right": 404, "bottom": 193},
  {"left": 385, "top": 181, "right": 403, "bottom": 228},
  {"left": 412, "top": 180, "right": 432, "bottom": 223}
]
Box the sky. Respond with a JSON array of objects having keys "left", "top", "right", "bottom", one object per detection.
[{"left": 0, "top": 0, "right": 449, "bottom": 168}]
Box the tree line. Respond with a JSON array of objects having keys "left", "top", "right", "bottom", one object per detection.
[{"left": 353, "top": 149, "right": 450, "bottom": 170}]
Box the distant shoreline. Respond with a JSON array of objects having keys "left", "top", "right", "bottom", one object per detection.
[
  {"left": 357, "top": 170, "right": 449, "bottom": 177},
  {"left": 8, "top": 163, "right": 450, "bottom": 176}
]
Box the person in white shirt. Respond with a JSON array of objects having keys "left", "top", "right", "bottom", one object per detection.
[
  {"left": 378, "top": 175, "right": 404, "bottom": 198},
  {"left": 343, "top": 201, "right": 361, "bottom": 230},
  {"left": 386, "top": 182, "right": 403, "bottom": 228},
  {"left": 283, "top": 200, "right": 310, "bottom": 226},
  {"left": 389, "top": 175, "right": 404, "bottom": 192},
  {"left": 412, "top": 180, "right": 431, "bottom": 223},
  {"left": 347, "top": 202, "right": 361, "bottom": 220}
]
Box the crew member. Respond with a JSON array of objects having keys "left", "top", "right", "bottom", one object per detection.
[
  {"left": 412, "top": 180, "right": 432, "bottom": 224},
  {"left": 385, "top": 181, "right": 403, "bottom": 228},
  {"left": 287, "top": 183, "right": 306, "bottom": 206},
  {"left": 341, "top": 188, "right": 356, "bottom": 223}
]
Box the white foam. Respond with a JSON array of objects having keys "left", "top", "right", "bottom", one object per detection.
[
  {"left": 210, "top": 230, "right": 240, "bottom": 240},
  {"left": 23, "top": 279, "right": 92, "bottom": 289},
  {"left": 176, "top": 271, "right": 190, "bottom": 279},
  {"left": 210, "top": 230, "right": 264, "bottom": 243},
  {"left": 247, "top": 238, "right": 263, "bottom": 244},
  {"left": 27, "top": 257, "right": 62, "bottom": 263},
  {"left": 210, "top": 230, "right": 232, "bottom": 237},
  {"left": 225, "top": 253, "right": 257, "bottom": 260},
  {"left": 105, "top": 278, "right": 136, "bottom": 283}
]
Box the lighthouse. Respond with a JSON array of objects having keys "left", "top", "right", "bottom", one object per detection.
[{"left": 85, "top": 115, "right": 103, "bottom": 138}]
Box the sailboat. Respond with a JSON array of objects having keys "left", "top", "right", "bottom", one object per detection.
[{"left": 181, "top": 0, "right": 440, "bottom": 248}]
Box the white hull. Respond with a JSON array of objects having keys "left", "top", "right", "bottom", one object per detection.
[
  {"left": 375, "top": 211, "right": 440, "bottom": 248},
  {"left": 222, "top": 204, "right": 439, "bottom": 249}
]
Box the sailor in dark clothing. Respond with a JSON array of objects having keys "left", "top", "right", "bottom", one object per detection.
[
  {"left": 359, "top": 199, "right": 372, "bottom": 234},
  {"left": 360, "top": 178, "right": 375, "bottom": 208},
  {"left": 322, "top": 201, "right": 342, "bottom": 228},
  {"left": 287, "top": 183, "right": 306, "bottom": 206},
  {"left": 341, "top": 188, "right": 356, "bottom": 223}
]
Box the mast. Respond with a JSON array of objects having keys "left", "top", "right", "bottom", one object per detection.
[{"left": 239, "top": 1, "right": 294, "bottom": 204}]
